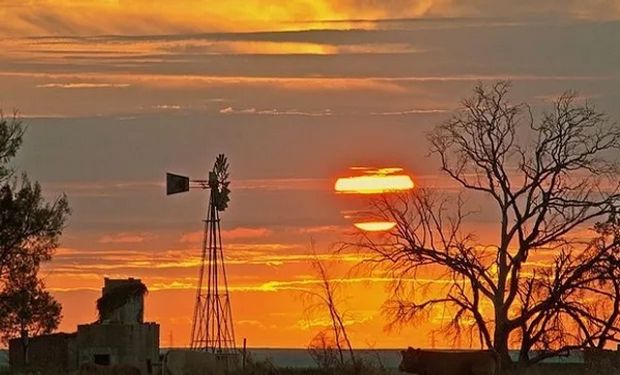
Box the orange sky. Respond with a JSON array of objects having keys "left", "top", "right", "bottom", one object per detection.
[
  {"left": 43, "top": 170, "right": 433, "bottom": 349},
  {"left": 2, "top": 0, "right": 620, "bottom": 350}
]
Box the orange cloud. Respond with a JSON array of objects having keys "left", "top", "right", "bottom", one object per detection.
[
  {"left": 296, "top": 225, "right": 347, "bottom": 234},
  {"left": 219, "top": 107, "right": 333, "bottom": 117},
  {"left": 180, "top": 227, "right": 273, "bottom": 243},
  {"left": 99, "top": 232, "right": 155, "bottom": 244},
  {"left": 223, "top": 227, "right": 273, "bottom": 240},
  {"left": 0, "top": 0, "right": 357, "bottom": 36},
  {"left": 37, "top": 83, "right": 131, "bottom": 89},
  {"left": 4, "top": 1, "right": 620, "bottom": 37},
  {"left": 0, "top": 71, "right": 403, "bottom": 93},
  {"left": 233, "top": 178, "right": 330, "bottom": 192}
]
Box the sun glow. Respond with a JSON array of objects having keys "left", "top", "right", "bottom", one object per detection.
[
  {"left": 334, "top": 174, "right": 414, "bottom": 194},
  {"left": 335, "top": 167, "right": 414, "bottom": 231},
  {"left": 353, "top": 221, "right": 396, "bottom": 232}
]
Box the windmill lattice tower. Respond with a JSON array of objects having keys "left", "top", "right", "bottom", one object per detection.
[{"left": 166, "top": 154, "right": 236, "bottom": 353}]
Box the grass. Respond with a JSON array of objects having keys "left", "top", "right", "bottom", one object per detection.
[{"left": 232, "top": 352, "right": 396, "bottom": 375}]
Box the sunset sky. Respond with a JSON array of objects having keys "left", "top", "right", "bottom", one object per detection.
[{"left": 2, "top": 0, "right": 620, "bottom": 349}]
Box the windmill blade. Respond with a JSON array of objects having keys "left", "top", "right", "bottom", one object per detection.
[
  {"left": 214, "top": 182, "right": 231, "bottom": 211},
  {"left": 212, "top": 154, "right": 231, "bottom": 211},
  {"left": 214, "top": 154, "right": 230, "bottom": 182},
  {"left": 166, "top": 173, "right": 190, "bottom": 195}
]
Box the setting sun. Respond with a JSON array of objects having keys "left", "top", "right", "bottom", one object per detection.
[
  {"left": 334, "top": 174, "right": 414, "bottom": 194},
  {"left": 353, "top": 221, "right": 396, "bottom": 232},
  {"left": 3, "top": 1, "right": 619, "bottom": 371}
]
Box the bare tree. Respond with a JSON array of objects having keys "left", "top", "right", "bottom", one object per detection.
[
  {"left": 354, "top": 82, "right": 620, "bottom": 368},
  {"left": 303, "top": 250, "right": 355, "bottom": 368}
]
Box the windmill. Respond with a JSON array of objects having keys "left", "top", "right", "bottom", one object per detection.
[{"left": 166, "top": 154, "right": 236, "bottom": 354}]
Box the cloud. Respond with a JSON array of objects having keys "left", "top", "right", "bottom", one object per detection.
[
  {"left": 236, "top": 319, "right": 268, "bottom": 329},
  {"left": 296, "top": 225, "right": 347, "bottom": 234},
  {"left": 151, "top": 104, "right": 182, "bottom": 110},
  {"left": 166, "top": 40, "right": 338, "bottom": 55},
  {"left": 47, "top": 275, "right": 427, "bottom": 293},
  {"left": 36, "top": 82, "right": 131, "bottom": 89},
  {"left": 1, "top": 72, "right": 404, "bottom": 92},
  {"left": 2, "top": 72, "right": 612, "bottom": 94},
  {"left": 180, "top": 227, "right": 273, "bottom": 243},
  {"left": 2, "top": 1, "right": 620, "bottom": 37},
  {"left": 39, "top": 178, "right": 330, "bottom": 197},
  {"left": 228, "top": 275, "right": 452, "bottom": 293},
  {"left": 99, "top": 232, "right": 156, "bottom": 244},
  {"left": 219, "top": 106, "right": 333, "bottom": 116},
  {"left": 47, "top": 246, "right": 367, "bottom": 275},
  {"left": 223, "top": 227, "right": 273, "bottom": 239},
  {"left": 327, "top": 0, "right": 620, "bottom": 21},
  {"left": 0, "top": 35, "right": 423, "bottom": 72},
  {"left": 439, "top": 0, "right": 620, "bottom": 20},
  {"left": 0, "top": 1, "right": 359, "bottom": 36},
  {"left": 146, "top": 281, "right": 196, "bottom": 291},
  {"left": 234, "top": 178, "right": 330, "bottom": 192},
  {"left": 370, "top": 108, "right": 448, "bottom": 115},
  {"left": 40, "top": 180, "right": 163, "bottom": 197}
]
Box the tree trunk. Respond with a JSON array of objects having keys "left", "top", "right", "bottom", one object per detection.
[
  {"left": 494, "top": 325, "right": 513, "bottom": 371},
  {"left": 20, "top": 326, "right": 29, "bottom": 366}
]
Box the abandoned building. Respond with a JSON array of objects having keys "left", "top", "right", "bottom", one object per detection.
[{"left": 9, "top": 277, "right": 160, "bottom": 374}]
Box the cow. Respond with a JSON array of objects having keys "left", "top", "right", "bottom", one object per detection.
[{"left": 399, "top": 347, "right": 500, "bottom": 375}]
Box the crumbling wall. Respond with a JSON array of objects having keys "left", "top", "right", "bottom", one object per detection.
[
  {"left": 100, "top": 278, "right": 146, "bottom": 324},
  {"left": 77, "top": 322, "right": 159, "bottom": 375}
]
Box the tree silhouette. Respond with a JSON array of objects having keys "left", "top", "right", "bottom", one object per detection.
[
  {"left": 0, "top": 180, "right": 69, "bottom": 283},
  {"left": 0, "top": 268, "right": 62, "bottom": 347},
  {"left": 0, "top": 113, "right": 69, "bottom": 362},
  {"left": 303, "top": 248, "right": 355, "bottom": 370},
  {"left": 355, "top": 82, "right": 620, "bottom": 368},
  {"left": 0, "top": 112, "right": 23, "bottom": 181}
]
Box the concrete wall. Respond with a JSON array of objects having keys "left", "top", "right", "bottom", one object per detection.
[
  {"left": 8, "top": 332, "right": 78, "bottom": 372},
  {"left": 77, "top": 323, "right": 159, "bottom": 375}
]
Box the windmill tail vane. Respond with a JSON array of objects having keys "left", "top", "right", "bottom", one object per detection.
[{"left": 166, "top": 154, "right": 236, "bottom": 353}]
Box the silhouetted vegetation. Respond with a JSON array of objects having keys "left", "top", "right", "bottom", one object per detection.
[
  {"left": 0, "top": 271, "right": 61, "bottom": 343},
  {"left": 303, "top": 252, "right": 355, "bottom": 369},
  {"left": 354, "top": 82, "right": 620, "bottom": 369},
  {"left": 233, "top": 354, "right": 389, "bottom": 375},
  {"left": 0, "top": 113, "right": 70, "bottom": 361}
]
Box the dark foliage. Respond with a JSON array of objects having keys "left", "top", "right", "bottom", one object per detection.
[
  {"left": 0, "top": 180, "right": 69, "bottom": 283},
  {"left": 0, "top": 113, "right": 24, "bottom": 181},
  {"left": 0, "top": 112, "right": 69, "bottom": 345},
  {"left": 0, "top": 272, "right": 62, "bottom": 344}
]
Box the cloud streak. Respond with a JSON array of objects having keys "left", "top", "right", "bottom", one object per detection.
[
  {"left": 99, "top": 232, "right": 156, "bottom": 244},
  {"left": 180, "top": 227, "right": 273, "bottom": 243},
  {"left": 36, "top": 82, "right": 131, "bottom": 89},
  {"left": 219, "top": 107, "right": 333, "bottom": 117},
  {"left": 2, "top": 1, "right": 620, "bottom": 37}
]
